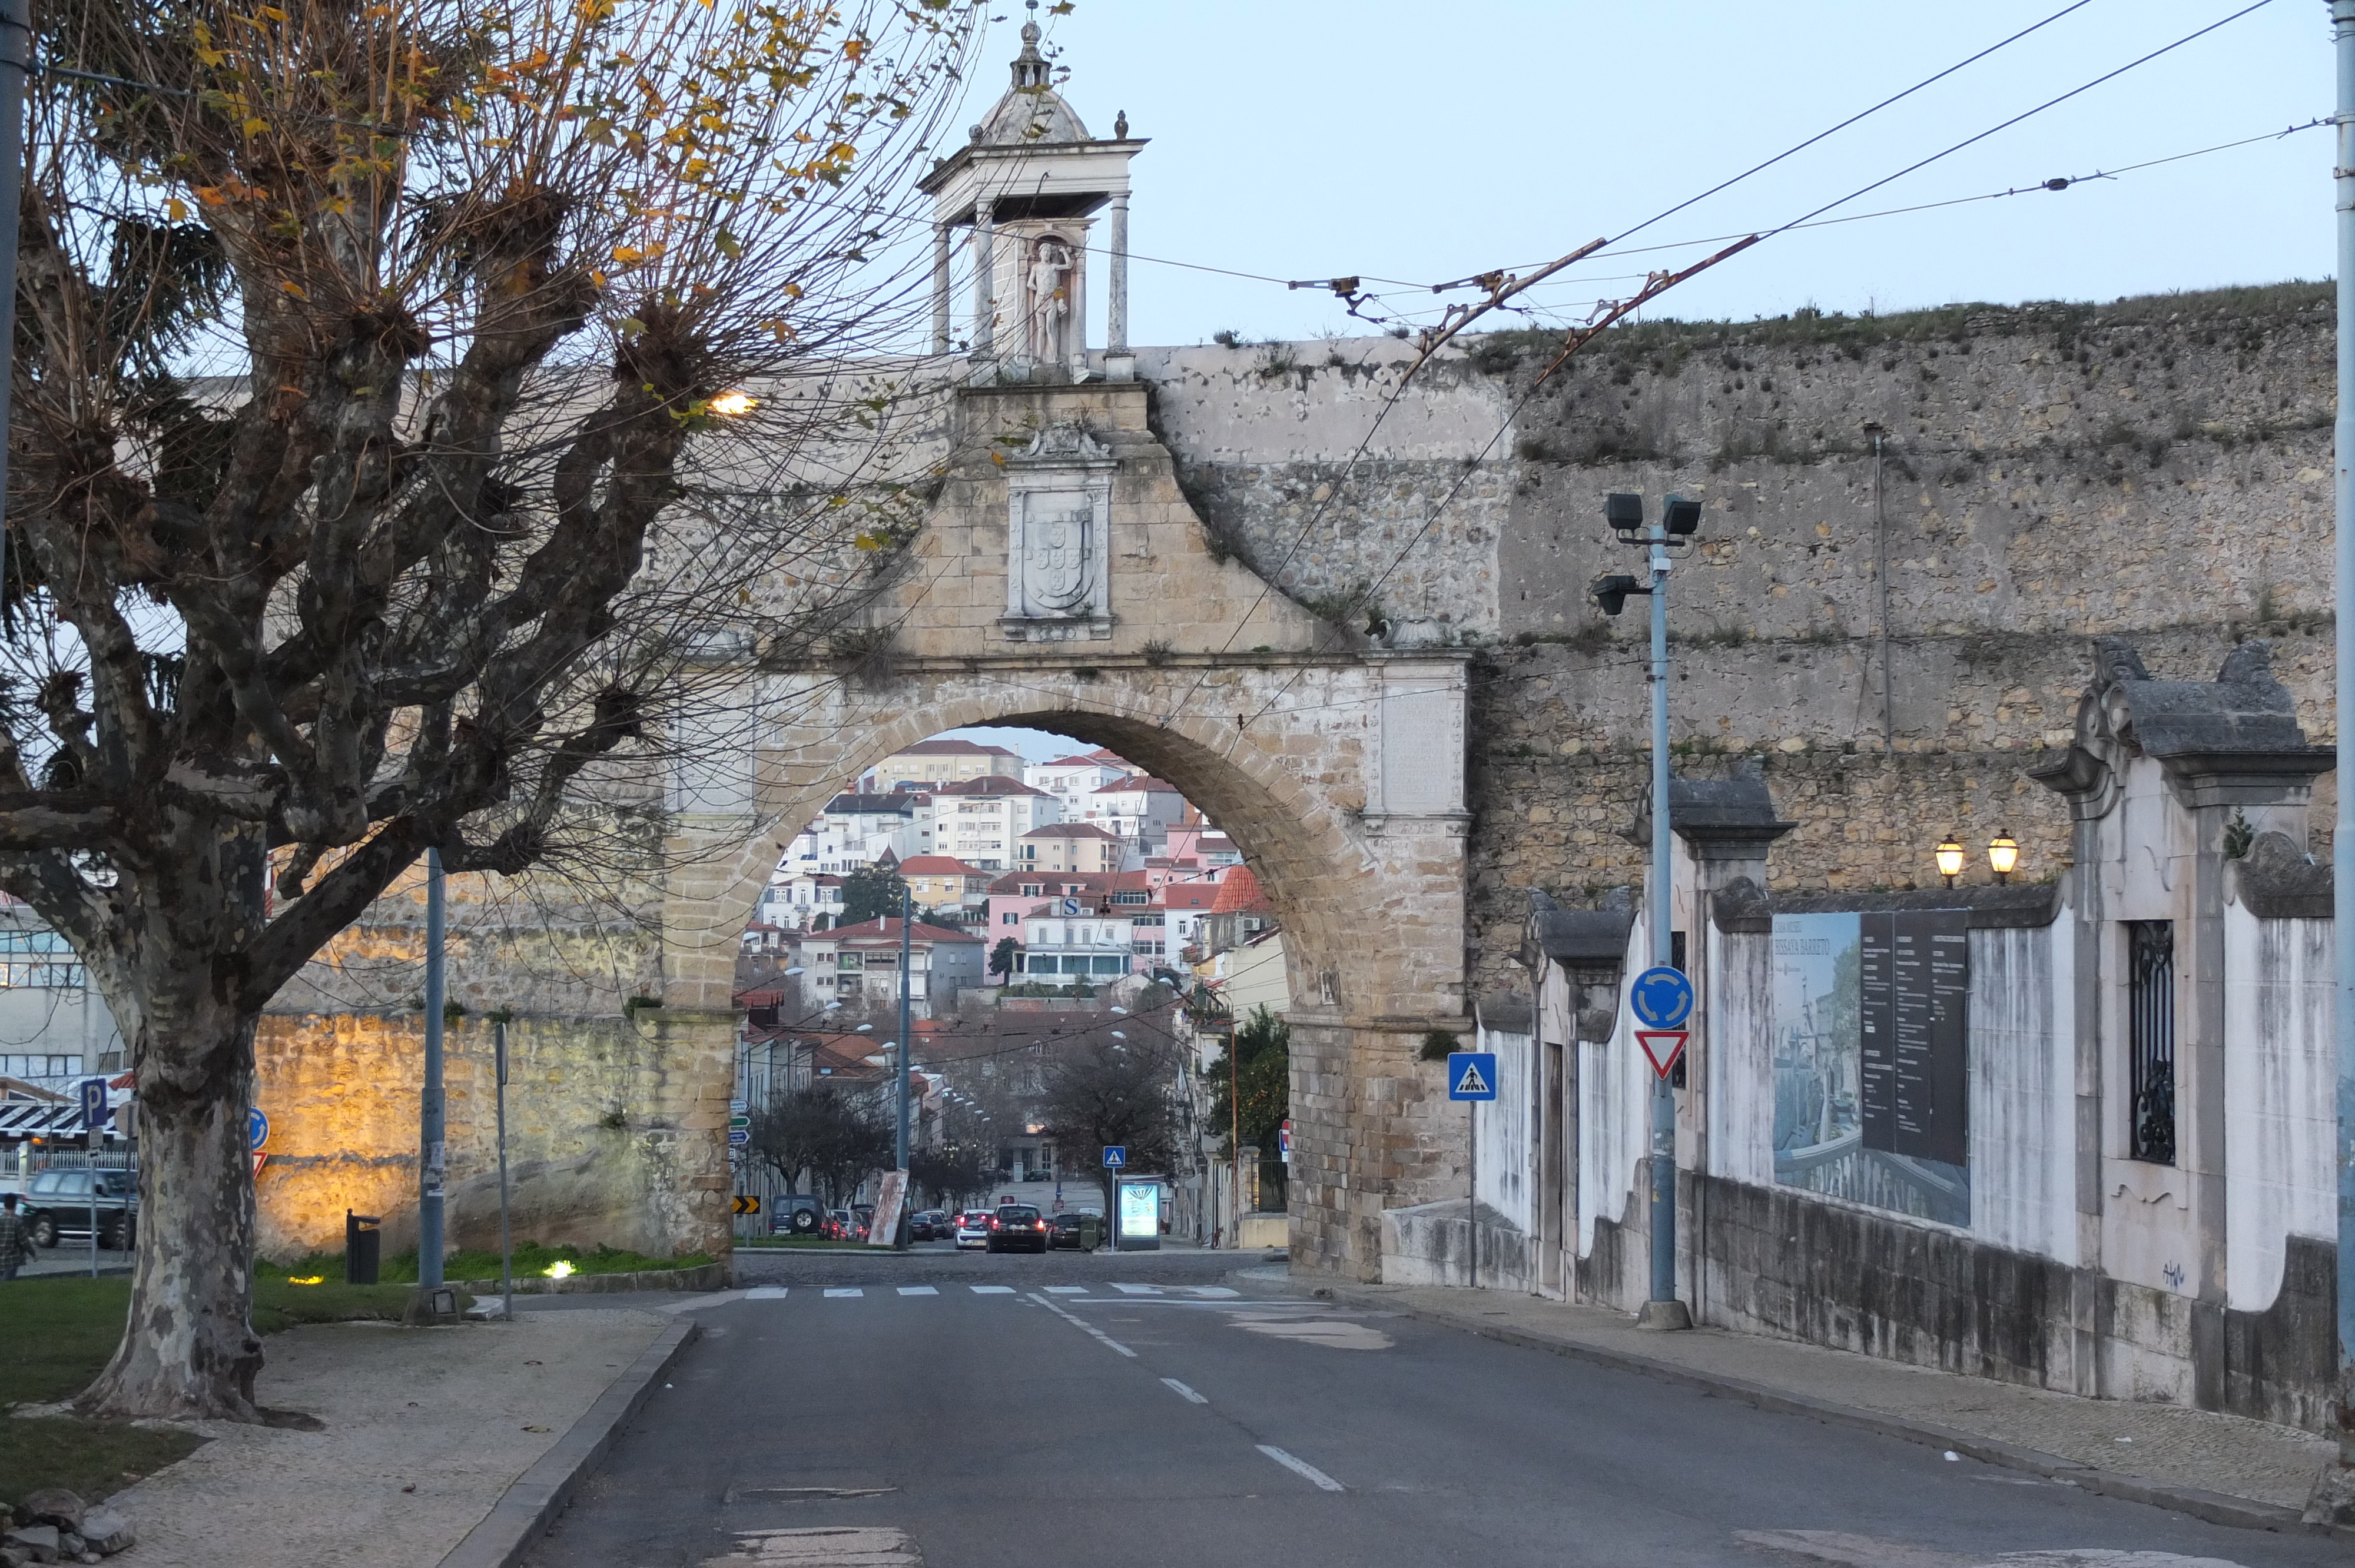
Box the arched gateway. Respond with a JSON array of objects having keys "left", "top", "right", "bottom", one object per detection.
[{"left": 663, "top": 378, "right": 1474, "bottom": 1280}]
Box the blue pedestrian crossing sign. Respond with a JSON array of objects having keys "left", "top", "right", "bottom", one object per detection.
[
  {"left": 1630, "top": 966, "right": 1694, "bottom": 1029},
  {"left": 1102, "top": 1145, "right": 1127, "bottom": 1168},
  {"left": 1447, "top": 1052, "right": 1498, "bottom": 1102}
]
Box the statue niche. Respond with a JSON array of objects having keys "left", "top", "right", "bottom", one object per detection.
[{"left": 1023, "top": 235, "right": 1076, "bottom": 366}]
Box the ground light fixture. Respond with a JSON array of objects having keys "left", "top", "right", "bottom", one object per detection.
[
  {"left": 1987, "top": 832, "right": 2020, "bottom": 883},
  {"left": 1935, "top": 837, "right": 1966, "bottom": 888}
]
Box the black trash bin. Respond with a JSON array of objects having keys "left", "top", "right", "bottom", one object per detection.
[{"left": 346, "top": 1210, "right": 382, "bottom": 1285}]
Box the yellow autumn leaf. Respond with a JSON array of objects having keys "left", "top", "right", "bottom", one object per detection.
[
  {"left": 280, "top": 281, "right": 309, "bottom": 300},
  {"left": 165, "top": 197, "right": 190, "bottom": 222}
]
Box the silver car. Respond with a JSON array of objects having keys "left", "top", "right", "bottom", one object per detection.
[{"left": 953, "top": 1210, "right": 991, "bottom": 1249}]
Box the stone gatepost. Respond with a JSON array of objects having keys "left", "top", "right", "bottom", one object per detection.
[{"left": 2028, "top": 638, "right": 2331, "bottom": 1407}]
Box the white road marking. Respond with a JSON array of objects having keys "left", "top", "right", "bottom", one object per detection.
[
  {"left": 746, "top": 1287, "right": 790, "bottom": 1300},
  {"left": 823, "top": 1288, "right": 863, "bottom": 1298},
  {"left": 969, "top": 1285, "right": 1016, "bottom": 1295},
  {"left": 1044, "top": 1285, "right": 1088, "bottom": 1294},
  {"left": 896, "top": 1286, "right": 938, "bottom": 1297},
  {"left": 709, "top": 1525, "right": 923, "bottom": 1564},
  {"left": 1029, "top": 1292, "right": 1137, "bottom": 1357},
  {"left": 1232, "top": 1317, "right": 1393, "bottom": 1350},
  {"left": 1109, "top": 1283, "right": 1162, "bottom": 1295},
  {"left": 1256, "top": 1445, "right": 1346, "bottom": 1492},
  {"left": 1160, "top": 1377, "right": 1209, "bottom": 1404},
  {"left": 1176, "top": 1285, "right": 1239, "bottom": 1298}
]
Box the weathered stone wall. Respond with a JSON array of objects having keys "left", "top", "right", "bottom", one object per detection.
[{"left": 1445, "top": 285, "right": 2339, "bottom": 997}]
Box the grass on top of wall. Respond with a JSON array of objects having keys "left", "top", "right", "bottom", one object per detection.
[{"left": 257, "top": 1241, "right": 710, "bottom": 1284}]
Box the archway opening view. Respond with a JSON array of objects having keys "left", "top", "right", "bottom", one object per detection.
[{"left": 729, "top": 728, "right": 1289, "bottom": 1252}]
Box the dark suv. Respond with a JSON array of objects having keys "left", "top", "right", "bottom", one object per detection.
[{"left": 22, "top": 1167, "right": 137, "bottom": 1249}]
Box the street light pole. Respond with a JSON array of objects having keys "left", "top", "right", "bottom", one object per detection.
[
  {"left": 1644, "top": 513, "right": 1680, "bottom": 1320},
  {"left": 2321, "top": 0, "right": 2355, "bottom": 1526},
  {"left": 419, "top": 848, "right": 446, "bottom": 1291},
  {"left": 894, "top": 883, "right": 913, "bottom": 1246}
]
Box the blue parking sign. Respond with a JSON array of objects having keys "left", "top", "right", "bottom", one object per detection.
[
  {"left": 1447, "top": 1053, "right": 1497, "bottom": 1101},
  {"left": 79, "top": 1077, "right": 108, "bottom": 1135}
]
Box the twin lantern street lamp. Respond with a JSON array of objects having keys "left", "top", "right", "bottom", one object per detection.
[{"left": 1935, "top": 832, "right": 2021, "bottom": 888}]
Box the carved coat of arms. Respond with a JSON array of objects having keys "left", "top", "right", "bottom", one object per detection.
[{"left": 1023, "top": 497, "right": 1094, "bottom": 614}]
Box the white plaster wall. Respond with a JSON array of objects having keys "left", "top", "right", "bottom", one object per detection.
[
  {"left": 1473, "top": 1021, "right": 1533, "bottom": 1238},
  {"left": 1968, "top": 919, "right": 2076, "bottom": 1264},
  {"left": 2224, "top": 903, "right": 2334, "bottom": 1311},
  {"left": 1707, "top": 927, "right": 1775, "bottom": 1188},
  {"left": 1578, "top": 917, "right": 1654, "bottom": 1257}
]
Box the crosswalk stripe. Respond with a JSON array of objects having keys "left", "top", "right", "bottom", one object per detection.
[
  {"left": 747, "top": 1287, "right": 789, "bottom": 1300},
  {"left": 1110, "top": 1283, "right": 1161, "bottom": 1295},
  {"left": 823, "top": 1288, "right": 863, "bottom": 1298},
  {"left": 1044, "top": 1285, "right": 1087, "bottom": 1294},
  {"left": 970, "top": 1285, "right": 1016, "bottom": 1294},
  {"left": 897, "top": 1285, "right": 938, "bottom": 1297}
]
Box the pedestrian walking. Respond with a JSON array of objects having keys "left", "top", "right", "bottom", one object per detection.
[{"left": 0, "top": 1192, "right": 34, "bottom": 1281}]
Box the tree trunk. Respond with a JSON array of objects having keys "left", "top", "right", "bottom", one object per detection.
[{"left": 77, "top": 1007, "right": 267, "bottom": 1421}]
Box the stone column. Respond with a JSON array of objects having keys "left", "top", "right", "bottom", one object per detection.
[
  {"left": 930, "top": 222, "right": 952, "bottom": 355},
  {"left": 971, "top": 197, "right": 997, "bottom": 384},
  {"left": 1104, "top": 192, "right": 1134, "bottom": 383}
]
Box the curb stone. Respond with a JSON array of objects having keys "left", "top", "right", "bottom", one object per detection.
[
  {"left": 1261, "top": 1275, "right": 2336, "bottom": 1542},
  {"left": 435, "top": 1316, "right": 699, "bottom": 1568}
]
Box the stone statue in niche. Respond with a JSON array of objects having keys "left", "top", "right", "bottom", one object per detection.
[
  {"left": 1022, "top": 494, "right": 1095, "bottom": 614},
  {"left": 1025, "top": 236, "right": 1074, "bottom": 363}
]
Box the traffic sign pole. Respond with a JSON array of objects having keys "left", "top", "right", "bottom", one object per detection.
[
  {"left": 1629, "top": 964, "right": 1694, "bottom": 1328},
  {"left": 1645, "top": 507, "right": 1683, "bottom": 1325}
]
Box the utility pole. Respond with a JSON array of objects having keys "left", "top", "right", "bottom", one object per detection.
[
  {"left": 419, "top": 848, "right": 446, "bottom": 1291},
  {"left": 2319, "top": 0, "right": 2355, "bottom": 1528},
  {"left": 894, "top": 884, "right": 914, "bottom": 1246},
  {"left": 1591, "top": 492, "right": 1701, "bottom": 1329},
  {"left": 0, "top": 0, "right": 29, "bottom": 541}
]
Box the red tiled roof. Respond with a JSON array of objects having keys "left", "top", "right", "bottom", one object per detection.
[
  {"left": 825, "top": 917, "right": 984, "bottom": 945},
  {"left": 1209, "top": 865, "right": 1272, "bottom": 915},
  {"left": 930, "top": 775, "right": 1048, "bottom": 797},
  {"left": 892, "top": 739, "right": 1020, "bottom": 758},
  {"left": 898, "top": 855, "right": 985, "bottom": 875}
]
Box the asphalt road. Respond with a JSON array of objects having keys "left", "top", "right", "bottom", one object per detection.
[{"left": 527, "top": 1259, "right": 2355, "bottom": 1568}]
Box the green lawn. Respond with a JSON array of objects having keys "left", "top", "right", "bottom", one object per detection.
[{"left": 0, "top": 1271, "right": 465, "bottom": 1510}]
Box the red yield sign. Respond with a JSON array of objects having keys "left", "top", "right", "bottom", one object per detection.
[{"left": 1636, "top": 1031, "right": 1688, "bottom": 1079}]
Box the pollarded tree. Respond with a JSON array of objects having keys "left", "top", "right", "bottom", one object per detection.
[{"left": 16, "top": 0, "right": 979, "bottom": 1418}]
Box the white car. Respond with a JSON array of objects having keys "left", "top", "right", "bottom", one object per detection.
[{"left": 953, "top": 1210, "right": 991, "bottom": 1249}]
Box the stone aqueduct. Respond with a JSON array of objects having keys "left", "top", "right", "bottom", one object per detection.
[{"left": 659, "top": 381, "right": 1476, "bottom": 1278}]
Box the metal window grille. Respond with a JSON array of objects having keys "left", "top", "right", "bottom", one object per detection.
[{"left": 2127, "top": 920, "right": 2177, "bottom": 1165}]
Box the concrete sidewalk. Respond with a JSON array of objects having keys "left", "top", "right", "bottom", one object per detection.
[
  {"left": 88, "top": 1308, "right": 672, "bottom": 1568},
  {"left": 1244, "top": 1269, "right": 2337, "bottom": 1530}
]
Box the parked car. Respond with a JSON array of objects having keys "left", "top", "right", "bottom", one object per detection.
[
  {"left": 908, "top": 1210, "right": 949, "bottom": 1241},
  {"left": 767, "top": 1195, "right": 824, "bottom": 1236},
  {"left": 824, "top": 1208, "right": 867, "bottom": 1241},
  {"left": 953, "top": 1210, "right": 991, "bottom": 1250},
  {"left": 985, "top": 1203, "right": 1050, "bottom": 1254},
  {"left": 23, "top": 1167, "right": 137, "bottom": 1250},
  {"left": 1048, "top": 1210, "right": 1102, "bottom": 1251}
]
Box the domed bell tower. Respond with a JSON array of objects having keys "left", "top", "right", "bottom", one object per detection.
[{"left": 919, "top": 5, "right": 1145, "bottom": 384}]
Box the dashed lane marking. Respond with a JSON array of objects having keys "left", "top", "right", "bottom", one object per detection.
[
  {"left": 896, "top": 1286, "right": 938, "bottom": 1297},
  {"left": 1256, "top": 1445, "right": 1346, "bottom": 1493},
  {"left": 1029, "top": 1291, "right": 1137, "bottom": 1357},
  {"left": 1160, "top": 1377, "right": 1209, "bottom": 1404}
]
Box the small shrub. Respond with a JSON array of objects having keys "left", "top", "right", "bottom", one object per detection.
[{"left": 1418, "top": 1029, "right": 1461, "bottom": 1062}]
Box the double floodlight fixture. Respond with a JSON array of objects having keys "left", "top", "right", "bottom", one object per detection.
[{"left": 1592, "top": 492, "right": 1704, "bottom": 616}]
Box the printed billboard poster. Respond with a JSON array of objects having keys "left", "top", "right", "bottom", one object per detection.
[
  {"left": 1117, "top": 1180, "right": 1159, "bottom": 1239},
  {"left": 1772, "top": 910, "right": 1970, "bottom": 1228}
]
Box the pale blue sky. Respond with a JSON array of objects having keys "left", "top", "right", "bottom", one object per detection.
[{"left": 952, "top": 0, "right": 2329, "bottom": 346}]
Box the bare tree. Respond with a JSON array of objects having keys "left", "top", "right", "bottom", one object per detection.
[
  {"left": 1037, "top": 1021, "right": 1182, "bottom": 1219},
  {"left": 748, "top": 1082, "right": 893, "bottom": 1208},
  {"left": 14, "top": 0, "right": 979, "bottom": 1418}
]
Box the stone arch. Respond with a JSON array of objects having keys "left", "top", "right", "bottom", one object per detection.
[{"left": 651, "top": 377, "right": 1476, "bottom": 1280}]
